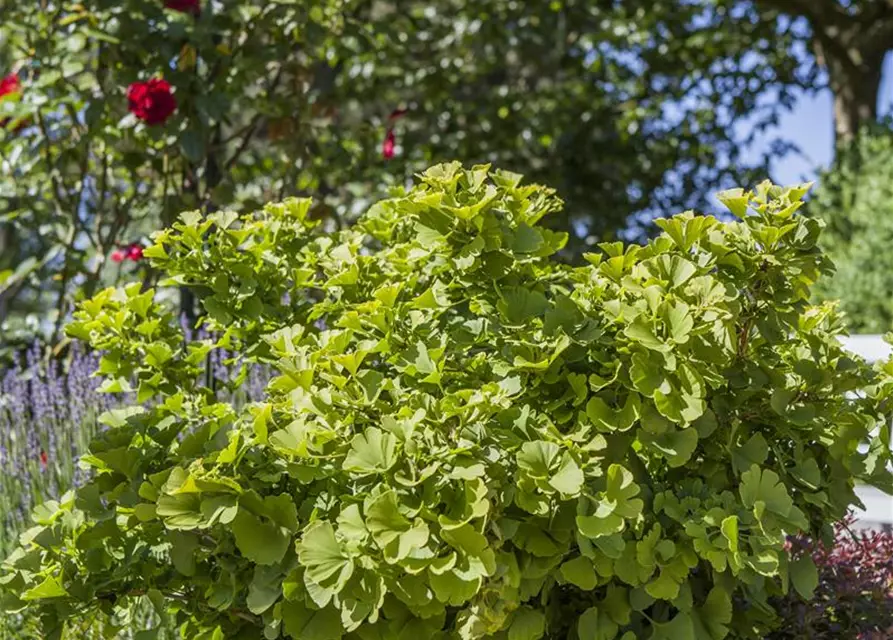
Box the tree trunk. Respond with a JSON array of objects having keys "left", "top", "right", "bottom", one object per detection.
[
  {"left": 815, "top": 38, "right": 886, "bottom": 147},
  {"left": 755, "top": 0, "right": 892, "bottom": 149}
]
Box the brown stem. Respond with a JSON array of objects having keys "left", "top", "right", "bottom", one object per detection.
[{"left": 223, "top": 65, "right": 286, "bottom": 173}]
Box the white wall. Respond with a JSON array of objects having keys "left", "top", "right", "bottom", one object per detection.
[{"left": 839, "top": 335, "right": 893, "bottom": 531}]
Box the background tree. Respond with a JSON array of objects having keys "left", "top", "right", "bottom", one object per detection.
[
  {"left": 0, "top": 0, "right": 818, "bottom": 346},
  {"left": 743, "top": 1, "right": 893, "bottom": 331},
  {"left": 745, "top": 0, "right": 893, "bottom": 147},
  {"left": 0, "top": 1, "right": 363, "bottom": 344},
  {"left": 810, "top": 125, "right": 893, "bottom": 333}
]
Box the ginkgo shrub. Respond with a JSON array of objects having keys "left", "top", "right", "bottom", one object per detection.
[{"left": 1, "top": 163, "right": 892, "bottom": 639}]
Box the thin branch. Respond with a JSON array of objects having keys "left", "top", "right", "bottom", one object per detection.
[
  {"left": 49, "top": 226, "right": 77, "bottom": 345},
  {"left": 34, "top": 108, "right": 74, "bottom": 216},
  {"left": 223, "top": 64, "right": 285, "bottom": 172}
]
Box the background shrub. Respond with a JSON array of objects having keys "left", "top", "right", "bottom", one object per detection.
[
  {"left": 812, "top": 124, "right": 893, "bottom": 333},
  {"left": 769, "top": 520, "right": 893, "bottom": 639},
  {"left": 1, "top": 164, "right": 891, "bottom": 639}
]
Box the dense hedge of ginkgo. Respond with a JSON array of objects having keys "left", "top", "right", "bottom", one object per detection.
[{"left": 2, "top": 164, "right": 891, "bottom": 639}]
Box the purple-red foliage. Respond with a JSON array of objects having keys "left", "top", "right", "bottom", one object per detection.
[{"left": 770, "top": 517, "right": 893, "bottom": 639}]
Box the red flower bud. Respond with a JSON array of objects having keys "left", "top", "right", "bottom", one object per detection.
[
  {"left": 382, "top": 129, "right": 396, "bottom": 160},
  {"left": 0, "top": 72, "right": 23, "bottom": 130},
  {"left": 0, "top": 73, "right": 20, "bottom": 99},
  {"left": 127, "top": 78, "right": 177, "bottom": 126},
  {"left": 111, "top": 249, "right": 126, "bottom": 263},
  {"left": 164, "top": 0, "right": 201, "bottom": 15},
  {"left": 39, "top": 450, "right": 48, "bottom": 470},
  {"left": 126, "top": 245, "right": 144, "bottom": 261}
]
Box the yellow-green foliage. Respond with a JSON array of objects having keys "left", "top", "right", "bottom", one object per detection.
[{"left": 3, "top": 164, "right": 891, "bottom": 640}]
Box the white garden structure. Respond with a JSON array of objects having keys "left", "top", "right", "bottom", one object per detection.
[{"left": 839, "top": 335, "right": 893, "bottom": 531}]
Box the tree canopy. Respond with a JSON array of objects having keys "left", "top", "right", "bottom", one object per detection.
[{"left": 812, "top": 126, "right": 893, "bottom": 333}]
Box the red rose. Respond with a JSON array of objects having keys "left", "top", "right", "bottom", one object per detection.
[
  {"left": 126, "top": 244, "right": 144, "bottom": 261},
  {"left": 382, "top": 129, "right": 396, "bottom": 160},
  {"left": 111, "top": 249, "right": 126, "bottom": 263},
  {"left": 127, "top": 78, "right": 177, "bottom": 126},
  {"left": 164, "top": 0, "right": 200, "bottom": 14},
  {"left": 0, "top": 73, "right": 20, "bottom": 99},
  {"left": 0, "top": 73, "right": 22, "bottom": 129}
]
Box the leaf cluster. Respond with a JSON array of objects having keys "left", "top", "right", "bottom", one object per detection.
[{"left": 2, "top": 164, "right": 892, "bottom": 639}]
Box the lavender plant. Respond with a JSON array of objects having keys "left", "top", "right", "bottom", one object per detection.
[
  {"left": 0, "top": 335, "right": 271, "bottom": 638},
  {"left": 0, "top": 336, "right": 271, "bottom": 559},
  {"left": 0, "top": 342, "right": 114, "bottom": 557}
]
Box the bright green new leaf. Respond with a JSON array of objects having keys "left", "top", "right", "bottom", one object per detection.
[
  {"left": 343, "top": 428, "right": 398, "bottom": 476},
  {"left": 549, "top": 455, "right": 584, "bottom": 495},
  {"left": 21, "top": 575, "right": 68, "bottom": 601},
  {"left": 720, "top": 516, "right": 738, "bottom": 552},
  {"left": 517, "top": 441, "right": 560, "bottom": 479},
  {"left": 624, "top": 318, "right": 669, "bottom": 352},
  {"left": 298, "top": 522, "right": 355, "bottom": 590},
  {"left": 364, "top": 491, "right": 411, "bottom": 548}
]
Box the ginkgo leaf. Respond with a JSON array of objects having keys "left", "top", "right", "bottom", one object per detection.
[
  {"left": 740, "top": 465, "right": 793, "bottom": 517},
  {"left": 343, "top": 428, "right": 398, "bottom": 476},
  {"left": 560, "top": 556, "right": 597, "bottom": 590},
  {"left": 508, "top": 608, "right": 546, "bottom": 640},
  {"left": 549, "top": 454, "right": 584, "bottom": 495},
  {"left": 297, "top": 522, "right": 354, "bottom": 590},
  {"left": 517, "top": 441, "right": 560, "bottom": 479},
  {"left": 577, "top": 607, "right": 619, "bottom": 640},
  {"left": 231, "top": 510, "right": 291, "bottom": 566},
  {"left": 21, "top": 575, "right": 68, "bottom": 601},
  {"left": 364, "top": 491, "right": 411, "bottom": 548},
  {"left": 666, "top": 301, "right": 694, "bottom": 344},
  {"left": 790, "top": 555, "right": 818, "bottom": 599},
  {"left": 624, "top": 318, "right": 669, "bottom": 352}
]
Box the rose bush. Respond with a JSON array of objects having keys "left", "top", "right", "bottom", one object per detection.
[
  {"left": 1, "top": 164, "right": 891, "bottom": 639},
  {"left": 0, "top": 72, "right": 22, "bottom": 129},
  {"left": 0, "top": 74, "right": 19, "bottom": 101}
]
